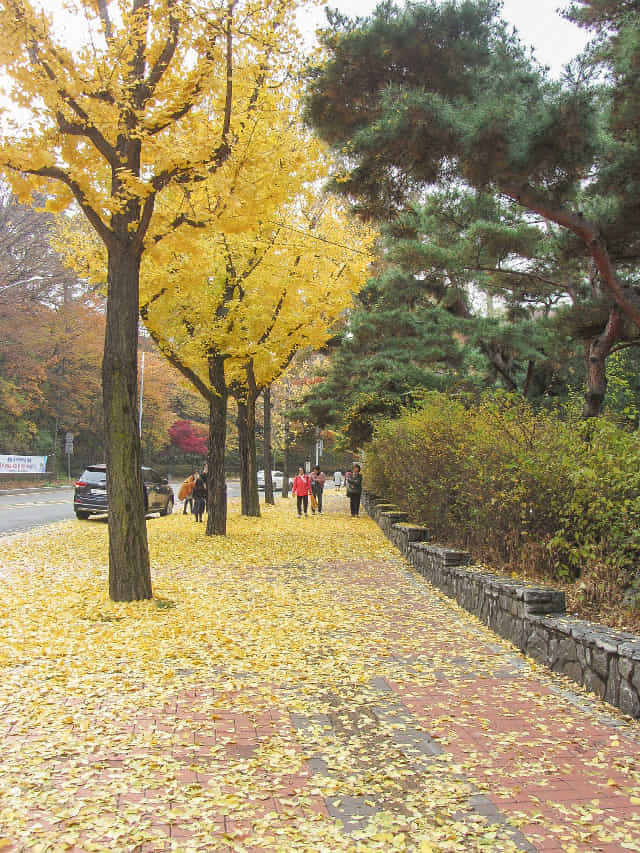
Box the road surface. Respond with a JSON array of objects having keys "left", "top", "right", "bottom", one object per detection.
[
  {"left": 0, "top": 486, "right": 76, "bottom": 536},
  {"left": 0, "top": 480, "right": 256, "bottom": 537}
]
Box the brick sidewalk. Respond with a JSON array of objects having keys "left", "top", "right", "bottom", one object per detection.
[{"left": 1, "top": 504, "right": 639, "bottom": 852}]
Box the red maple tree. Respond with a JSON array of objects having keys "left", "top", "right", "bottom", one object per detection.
[{"left": 168, "top": 420, "right": 208, "bottom": 457}]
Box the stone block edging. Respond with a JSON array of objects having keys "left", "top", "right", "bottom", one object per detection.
[{"left": 363, "top": 491, "right": 640, "bottom": 719}]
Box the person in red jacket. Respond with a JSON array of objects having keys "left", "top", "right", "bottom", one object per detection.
[{"left": 291, "top": 466, "right": 312, "bottom": 517}]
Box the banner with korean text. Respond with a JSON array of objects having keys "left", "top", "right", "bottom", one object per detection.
[{"left": 0, "top": 455, "right": 48, "bottom": 474}]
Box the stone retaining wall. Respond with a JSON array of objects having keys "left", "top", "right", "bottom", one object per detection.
[{"left": 363, "top": 492, "right": 640, "bottom": 719}]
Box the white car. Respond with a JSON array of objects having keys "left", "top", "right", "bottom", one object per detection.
[{"left": 257, "top": 469, "right": 284, "bottom": 490}]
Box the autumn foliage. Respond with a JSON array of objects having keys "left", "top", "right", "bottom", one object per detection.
[
  {"left": 0, "top": 0, "right": 339, "bottom": 597},
  {"left": 168, "top": 419, "right": 208, "bottom": 457},
  {"left": 365, "top": 392, "right": 640, "bottom": 610}
]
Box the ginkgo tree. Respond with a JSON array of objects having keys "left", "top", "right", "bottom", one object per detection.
[
  {"left": 0, "top": 0, "right": 312, "bottom": 600},
  {"left": 228, "top": 210, "right": 366, "bottom": 520},
  {"left": 141, "top": 193, "right": 374, "bottom": 534}
]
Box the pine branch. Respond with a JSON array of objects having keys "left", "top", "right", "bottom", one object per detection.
[{"left": 501, "top": 184, "right": 640, "bottom": 330}]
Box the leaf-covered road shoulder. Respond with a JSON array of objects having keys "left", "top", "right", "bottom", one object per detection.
[{"left": 0, "top": 496, "right": 638, "bottom": 852}]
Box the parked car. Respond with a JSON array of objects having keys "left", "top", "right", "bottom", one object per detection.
[
  {"left": 257, "top": 469, "right": 285, "bottom": 490},
  {"left": 73, "top": 464, "right": 174, "bottom": 519}
]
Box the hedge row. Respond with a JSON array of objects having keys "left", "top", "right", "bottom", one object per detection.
[{"left": 365, "top": 392, "right": 640, "bottom": 585}]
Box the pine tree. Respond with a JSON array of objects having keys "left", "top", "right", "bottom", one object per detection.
[
  {"left": 305, "top": 0, "right": 640, "bottom": 348},
  {"left": 302, "top": 187, "right": 584, "bottom": 447}
]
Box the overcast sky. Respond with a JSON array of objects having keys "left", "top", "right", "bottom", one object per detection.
[
  {"left": 2, "top": 0, "right": 590, "bottom": 125},
  {"left": 498, "top": 0, "right": 589, "bottom": 72},
  {"left": 35, "top": 0, "right": 591, "bottom": 76},
  {"left": 303, "top": 0, "right": 590, "bottom": 75}
]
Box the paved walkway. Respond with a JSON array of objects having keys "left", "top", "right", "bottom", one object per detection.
[{"left": 0, "top": 496, "right": 639, "bottom": 852}]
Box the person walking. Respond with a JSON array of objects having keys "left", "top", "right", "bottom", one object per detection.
[
  {"left": 333, "top": 470, "right": 342, "bottom": 491},
  {"left": 310, "top": 465, "right": 326, "bottom": 514},
  {"left": 291, "top": 467, "right": 312, "bottom": 517},
  {"left": 192, "top": 474, "right": 207, "bottom": 522},
  {"left": 345, "top": 463, "right": 363, "bottom": 517},
  {"left": 178, "top": 472, "right": 196, "bottom": 514},
  {"left": 200, "top": 461, "right": 209, "bottom": 514}
]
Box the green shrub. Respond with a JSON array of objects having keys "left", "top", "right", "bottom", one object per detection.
[{"left": 365, "top": 392, "right": 640, "bottom": 586}]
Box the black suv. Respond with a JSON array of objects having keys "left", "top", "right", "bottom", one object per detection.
[{"left": 73, "top": 464, "right": 174, "bottom": 520}]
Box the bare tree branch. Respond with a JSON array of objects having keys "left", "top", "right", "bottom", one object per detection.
[
  {"left": 3, "top": 161, "right": 116, "bottom": 250},
  {"left": 96, "top": 0, "right": 113, "bottom": 40}
]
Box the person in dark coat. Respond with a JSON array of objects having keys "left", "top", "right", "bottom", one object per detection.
[
  {"left": 345, "top": 464, "right": 363, "bottom": 517},
  {"left": 200, "top": 462, "right": 208, "bottom": 512},
  {"left": 192, "top": 475, "right": 207, "bottom": 522}
]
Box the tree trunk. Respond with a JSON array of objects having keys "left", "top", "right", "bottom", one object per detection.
[
  {"left": 206, "top": 354, "right": 228, "bottom": 535},
  {"left": 263, "top": 386, "right": 275, "bottom": 505},
  {"left": 282, "top": 408, "right": 291, "bottom": 498},
  {"left": 246, "top": 392, "right": 260, "bottom": 516},
  {"left": 522, "top": 360, "right": 534, "bottom": 398},
  {"left": 103, "top": 248, "right": 151, "bottom": 601},
  {"left": 482, "top": 341, "right": 519, "bottom": 391},
  {"left": 582, "top": 305, "right": 624, "bottom": 418},
  {"left": 237, "top": 398, "right": 250, "bottom": 515},
  {"left": 237, "top": 397, "right": 260, "bottom": 516}
]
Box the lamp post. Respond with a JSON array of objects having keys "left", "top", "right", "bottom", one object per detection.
[{"left": 138, "top": 351, "right": 145, "bottom": 438}]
